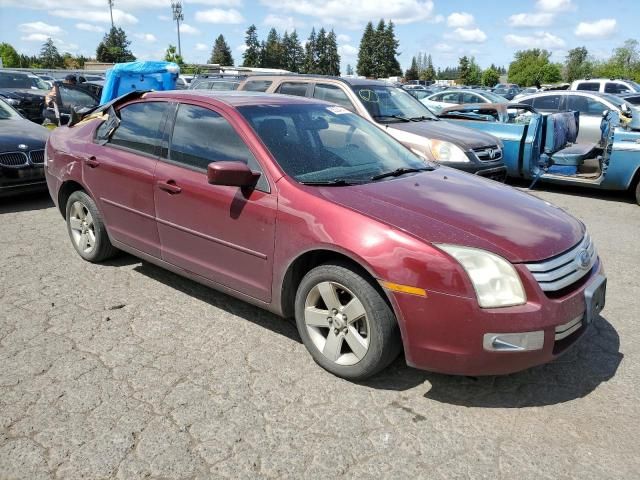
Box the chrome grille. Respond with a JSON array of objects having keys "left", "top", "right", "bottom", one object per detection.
[
  {"left": 555, "top": 315, "right": 583, "bottom": 341},
  {"left": 30, "top": 150, "right": 45, "bottom": 164},
  {"left": 0, "top": 151, "right": 29, "bottom": 167},
  {"left": 472, "top": 145, "right": 503, "bottom": 162},
  {"left": 525, "top": 234, "right": 597, "bottom": 292}
]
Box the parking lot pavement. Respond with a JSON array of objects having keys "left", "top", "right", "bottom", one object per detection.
[{"left": 0, "top": 187, "right": 638, "bottom": 480}]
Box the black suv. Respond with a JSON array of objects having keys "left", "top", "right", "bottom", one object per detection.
[{"left": 0, "top": 70, "right": 49, "bottom": 123}]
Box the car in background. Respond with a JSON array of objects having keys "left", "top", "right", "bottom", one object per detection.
[
  {"left": 515, "top": 90, "right": 637, "bottom": 143},
  {"left": 513, "top": 87, "right": 539, "bottom": 101},
  {"left": 0, "top": 70, "right": 48, "bottom": 123},
  {"left": 405, "top": 89, "right": 432, "bottom": 101},
  {"left": 81, "top": 80, "right": 104, "bottom": 99},
  {"left": 570, "top": 78, "right": 640, "bottom": 95},
  {"left": 402, "top": 84, "right": 430, "bottom": 91},
  {"left": 43, "top": 82, "right": 100, "bottom": 126},
  {"left": 190, "top": 75, "right": 243, "bottom": 91},
  {"left": 238, "top": 75, "right": 507, "bottom": 180},
  {"left": 0, "top": 98, "right": 49, "bottom": 196},
  {"left": 421, "top": 89, "right": 509, "bottom": 113},
  {"left": 619, "top": 92, "right": 640, "bottom": 106},
  {"left": 45, "top": 90, "right": 606, "bottom": 379},
  {"left": 492, "top": 85, "right": 521, "bottom": 100}
]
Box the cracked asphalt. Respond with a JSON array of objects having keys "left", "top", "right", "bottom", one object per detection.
[{"left": 1, "top": 184, "right": 638, "bottom": 479}]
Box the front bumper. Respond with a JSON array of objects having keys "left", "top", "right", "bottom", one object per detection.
[
  {"left": 445, "top": 158, "right": 507, "bottom": 182},
  {"left": 0, "top": 167, "right": 47, "bottom": 197},
  {"left": 390, "top": 259, "right": 604, "bottom": 376}
]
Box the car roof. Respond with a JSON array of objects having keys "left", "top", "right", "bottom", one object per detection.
[
  {"left": 243, "top": 74, "right": 390, "bottom": 87},
  {"left": 144, "top": 89, "right": 330, "bottom": 107}
]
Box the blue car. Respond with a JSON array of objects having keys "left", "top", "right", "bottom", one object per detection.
[{"left": 438, "top": 103, "right": 640, "bottom": 205}]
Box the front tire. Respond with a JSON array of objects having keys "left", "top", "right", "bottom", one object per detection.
[
  {"left": 635, "top": 180, "right": 640, "bottom": 206},
  {"left": 294, "top": 262, "right": 401, "bottom": 380},
  {"left": 65, "top": 190, "right": 117, "bottom": 262}
]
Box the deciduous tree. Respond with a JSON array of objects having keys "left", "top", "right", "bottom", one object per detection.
[{"left": 96, "top": 27, "right": 135, "bottom": 63}]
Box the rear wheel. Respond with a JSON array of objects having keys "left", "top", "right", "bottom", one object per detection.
[
  {"left": 635, "top": 180, "right": 640, "bottom": 206},
  {"left": 294, "top": 263, "right": 401, "bottom": 380},
  {"left": 65, "top": 190, "right": 117, "bottom": 262}
]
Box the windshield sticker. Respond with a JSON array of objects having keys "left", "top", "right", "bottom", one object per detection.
[
  {"left": 327, "top": 106, "right": 350, "bottom": 115},
  {"left": 358, "top": 89, "right": 379, "bottom": 103}
]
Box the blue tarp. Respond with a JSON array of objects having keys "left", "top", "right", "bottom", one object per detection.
[{"left": 99, "top": 61, "right": 180, "bottom": 105}]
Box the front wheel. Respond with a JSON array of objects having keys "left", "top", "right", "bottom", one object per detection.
[
  {"left": 65, "top": 190, "right": 118, "bottom": 262},
  {"left": 635, "top": 180, "right": 640, "bottom": 206},
  {"left": 294, "top": 263, "right": 402, "bottom": 380}
]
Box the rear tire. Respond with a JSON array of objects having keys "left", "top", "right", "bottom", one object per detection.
[
  {"left": 65, "top": 190, "right": 117, "bottom": 262},
  {"left": 294, "top": 262, "right": 401, "bottom": 380},
  {"left": 635, "top": 180, "right": 640, "bottom": 206}
]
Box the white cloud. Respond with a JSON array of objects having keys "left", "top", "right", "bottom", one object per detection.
[
  {"left": 447, "top": 12, "right": 474, "bottom": 28},
  {"left": 337, "top": 34, "right": 351, "bottom": 43},
  {"left": 19, "top": 21, "right": 64, "bottom": 35},
  {"left": 445, "top": 27, "right": 487, "bottom": 43},
  {"left": 504, "top": 31, "right": 565, "bottom": 48},
  {"left": 575, "top": 19, "right": 617, "bottom": 39},
  {"left": 260, "top": 0, "right": 436, "bottom": 27},
  {"left": 180, "top": 23, "right": 201, "bottom": 34},
  {"left": 338, "top": 44, "right": 358, "bottom": 56},
  {"left": 195, "top": 42, "right": 208, "bottom": 51},
  {"left": 76, "top": 23, "right": 105, "bottom": 33},
  {"left": 509, "top": 12, "right": 554, "bottom": 27},
  {"left": 236, "top": 44, "right": 248, "bottom": 52},
  {"left": 434, "top": 42, "right": 454, "bottom": 52},
  {"left": 20, "top": 33, "right": 51, "bottom": 42},
  {"left": 536, "top": 0, "right": 573, "bottom": 12},
  {"left": 135, "top": 33, "right": 157, "bottom": 42},
  {"left": 431, "top": 14, "right": 444, "bottom": 24},
  {"left": 158, "top": 15, "right": 171, "bottom": 21},
  {"left": 52, "top": 9, "right": 138, "bottom": 25},
  {"left": 195, "top": 8, "right": 244, "bottom": 23},
  {"left": 263, "top": 14, "right": 304, "bottom": 32}
]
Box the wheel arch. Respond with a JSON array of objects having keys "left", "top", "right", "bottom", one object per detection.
[{"left": 57, "top": 180, "right": 88, "bottom": 218}]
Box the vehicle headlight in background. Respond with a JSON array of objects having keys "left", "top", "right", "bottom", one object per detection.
[
  {"left": 428, "top": 140, "right": 470, "bottom": 163},
  {"left": 436, "top": 244, "right": 526, "bottom": 308}
]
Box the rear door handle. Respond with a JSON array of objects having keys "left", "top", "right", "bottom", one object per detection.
[
  {"left": 85, "top": 156, "right": 100, "bottom": 168},
  {"left": 157, "top": 180, "right": 182, "bottom": 194}
]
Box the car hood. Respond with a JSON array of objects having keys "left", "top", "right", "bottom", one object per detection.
[
  {"left": 311, "top": 168, "right": 584, "bottom": 263},
  {"left": 386, "top": 120, "right": 500, "bottom": 150},
  {"left": 0, "top": 119, "right": 49, "bottom": 151}
]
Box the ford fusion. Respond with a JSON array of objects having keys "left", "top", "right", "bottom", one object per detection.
[{"left": 45, "top": 91, "right": 606, "bottom": 380}]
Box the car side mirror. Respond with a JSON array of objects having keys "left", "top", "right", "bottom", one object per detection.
[{"left": 207, "top": 161, "right": 260, "bottom": 188}]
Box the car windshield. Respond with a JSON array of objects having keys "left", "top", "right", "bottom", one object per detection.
[
  {"left": 238, "top": 103, "right": 433, "bottom": 184},
  {"left": 0, "top": 99, "right": 19, "bottom": 119},
  {"left": 599, "top": 93, "right": 636, "bottom": 111},
  {"left": 351, "top": 85, "right": 438, "bottom": 122},
  {"left": 28, "top": 76, "right": 49, "bottom": 90},
  {"left": 481, "top": 91, "right": 510, "bottom": 103}
]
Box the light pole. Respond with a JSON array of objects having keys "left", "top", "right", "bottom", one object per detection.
[
  {"left": 171, "top": 1, "right": 184, "bottom": 58},
  {"left": 108, "top": 0, "right": 115, "bottom": 29}
]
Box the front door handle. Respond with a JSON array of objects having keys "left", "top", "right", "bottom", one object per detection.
[
  {"left": 157, "top": 180, "right": 182, "bottom": 194},
  {"left": 85, "top": 156, "right": 100, "bottom": 168}
]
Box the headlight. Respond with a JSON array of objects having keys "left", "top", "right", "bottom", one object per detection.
[
  {"left": 428, "top": 140, "right": 470, "bottom": 163},
  {"left": 437, "top": 244, "right": 526, "bottom": 308}
]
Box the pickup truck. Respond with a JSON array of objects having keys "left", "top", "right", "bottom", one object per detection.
[{"left": 438, "top": 103, "right": 640, "bottom": 205}]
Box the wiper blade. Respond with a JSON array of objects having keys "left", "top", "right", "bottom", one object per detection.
[
  {"left": 299, "top": 179, "right": 359, "bottom": 186},
  {"left": 410, "top": 116, "right": 437, "bottom": 121},
  {"left": 372, "top": 114, "right": 413, "bottom": 123},
  {"left": 371, "top": 167, "right": 432, "bottom": 181}
]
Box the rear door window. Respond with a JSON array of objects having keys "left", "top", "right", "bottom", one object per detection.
[
  {"left": 576, "top": 82, "right": 600, "bottom": 92},
  {"left": 441, "top": 92, "right": 460, "bottom": 103},
  {"left": 604, "top": 82, "right": 631, "bottom": 94},
  {"left": 533, "top": 95, "right": 561, "bottom": 111},
  {"left": 566, "top": 95, "right": 607, "bottom": 115},
  {"left": 105, "top": 102, "right": 170, "bottom": 156},
  {"left": 276, "top": 82, "right": 309, "bottom": 97},
  {"left": 243, "top": 80, "right": 272, "bottom": 92},
  {"left": 312, "top": 83, "right": 356, "bottom": 111},
  {"left": 461, "top": 92, "right": 481, "bottom": 104}
]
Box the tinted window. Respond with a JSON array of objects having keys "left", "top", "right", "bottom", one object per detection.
[
  {"left": 313, "top": 84, "right": 355, "bottom": 111},
  {"left": 109, "top": 102, "right": 169, "bottom": 155},
  {"left": 624, "top": 95, "right": 640, "bottom": 105},
  {"left": 441, "top": 92, "right": 460, "bottom": 103},
  {"left": 0, "top": 72, "right": 32, "bottom": 89},
  {"left": 533, "top": 95, "right": 561, "bottom": 111},
  {"left": 566, "top": 95, "right": 607, "bottom": 115},
  {"left": 604, "top": 82, "right": 631, "bottom": 94},
  {"left": 58, "top": 85, "right": 97, "bottom": 108},
  {"left": 576, "top": 82, "right": 600, "bottom": 91},
  {"left": 243, "top": 80, "right": 272, "bottom": 92},
  {"left": 169, "top": 104, "right": 266, "bottom": 189},
  {"left": 277, "top": 82, "right": 309, "bottom": 97},
  {"left": 461, "top": 92, "right": 481, "bottom": 104}
]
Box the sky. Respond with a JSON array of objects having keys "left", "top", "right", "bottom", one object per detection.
[{"left": 0, "top": 0, "right": 638, "bottom": 73}]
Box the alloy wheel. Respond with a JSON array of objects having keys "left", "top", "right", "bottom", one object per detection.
[{"left": 69, "top": 201, "right": 96, "bottom": 254}]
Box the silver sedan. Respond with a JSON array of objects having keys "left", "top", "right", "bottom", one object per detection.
[{"left": 421, "top": 89, "right": 509, "bottom": 113}]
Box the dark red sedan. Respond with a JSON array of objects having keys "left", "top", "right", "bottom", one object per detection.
[{"left": 45, "top": 91, "right": 606, "bottom": 380}]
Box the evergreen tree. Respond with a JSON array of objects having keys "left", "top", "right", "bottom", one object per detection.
[
  {"left": 303, "top": 28, "right": 318, "bottom": 74},
  {"left": 316, "top": 28, "right": 328, "bottom": 74},
  {"left": 346, "top": 64, "right": 354, "bottom": 75},
  {"left": 372, "top": 19, "right": 386, "bottom": 78},
  {"left": 458, "top": 56, "right": 470, "bottom": 84},
  {"left": 258, "top": 40, "right": 267, "bottom": 67},
  {"left": 421, "top": 54, "right": 436, "bottom": 81},
  {"left": 242, "top": 25, "right": 261, "bottom": 67},
  {"left": 356, "top": 22, "right": 376, "bottom": 77},
  {"left": 382, "top": 21, "right": 402, "bottom": 77},
  {"left": 325, "top": 30, "right": 341, "bottom": 76},
  {"left": 263, "top": 28, "right": 282, "bottom": 68},
  {"left": 209, "top": 34, "right": 234, "bottom": 65},
  {"left": 287, "top": 30, "right": 305, "bottom": 72},
  {"left": 96, "top": 27, "right": 135, "bottom": 63},
  {"left": 405, "top": 56, "right": 419, "bottom": 81},
  {"left": 39, "top": 38, "right": 63, "bottom": 68}
]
